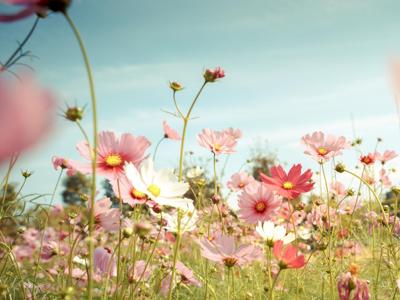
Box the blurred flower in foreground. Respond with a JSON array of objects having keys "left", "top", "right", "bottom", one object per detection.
[
  {"left": 0, "top": 0, "right": 71, "bottom": 22},
  {"left": 260, "top": 164, "right": 314, "bottom": 200},
  {"left": 0, "top": 75, "right": 55, "bottom": 164}
]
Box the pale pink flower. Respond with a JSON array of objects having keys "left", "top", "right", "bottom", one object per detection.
[
  {"left": 94, "top": 247, "right": 116, "bottom": 277},
  {"left": 197, "top": 128, "right": 237, "bottom": 155},
  {"left": 379, "top": 169, "right": 391, "bottom": 187},
  {"left": 92, "top": 197, "right": 120, "bottom": 232},
  {"left": 227, "top": 171, "right": 255, "bottom": 192},
  {"left": 163, "top": 121, "right": 181, "bottom": 140},
  {"left": 70, "top": 131, "right": 150, "bottom": 180},
  {"left": 273, "top": 240, "right": 305, "bottom": 269},
  {"left": 375, "top": 150, "right": 397, "bottom": 164},
  {"left": 52, "top": 156, "right": 76, "bottom": 176},
  {"left": 301, "top": 131, "right": 349, "bottom": 162},
  {"left": 198, "top": 234, "right": 263, "bottom": 267},
  {"left": 129, "top": 260, "right": 152, "bottom": 283},
  {"left": 0, "top": 75, "right": 54, "bottom": 164},
  {"left": 22, "top": 228, "right": 39, "bottom": 248},
  {"left": 13, "top": 245, "right": 35, "bottom": 262},
  {"left": 203, "top": 67, "right": 225, "bottom": 82},
  {"left": 306, "top": 204, "right": 337, "bottom": 229},
  {"left": 260, "top": 164, "right": 314, "bottom": 200},
  {"left": 338, "top": 197, "right": 361, "bottom": 215},
  {"left": 224, "top": 127, "right": 242, "bottom": 140},
  {"left": 161, "top": 261, "right": 201, "bottom": 296},
  {"left": 238, "top": 181, "right": 281, "bottom": 224},
  {"left": 331, "top": 181, "right": 347, "bottom": 197}
]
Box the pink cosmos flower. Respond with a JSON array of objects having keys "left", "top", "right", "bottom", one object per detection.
[
  {"left": 52, "top": 156, "right": 76, "bottom": 176},
  {"left": 238, "top": 181, "right": 281, "bottom": 224},
  {"left": 128, "top": 260, "right": 152, "bottom": 283},
  {"left": 227, "top": 171, "right": 255, "bottom": 192},
  {"left": 0, "top": 75, "right": 54, "bottom": 164},
  {"left": 301, "top": 131, "right": 349, "bottom": 162},
  {"left": 379, "top": 169, "right": 391, "bottom": 187},
  {"left": 273, "top": 240, "right": 305, "bottom": 269},
  {"left": 337, "top": 272, "right": 370, "bottom": 300},
  {"left": 260, "top": 164, "right": 314, "bottom": 200},
  {"left": 0, "top": 0, "right": 70, "bottom": 22},
  {"left": 198, "top": 234, "right": 263, "bottom": 267},
  {"left": 197, "top": 128, "right": 237, "bottom": 155},
  {"left": 160, "top": 261, "right": 201, "bottom": 296},
  {"left": 70, "top": 131, "right": 150, "bottom": 180},
  {"left": 110, "top": 175, "right": 149, "bottom": 207},
  {"left": 375, "top": 150, "right": 397, "bottom": 164},
  {"left": 203, "top": 67, "right": 225, "bottom": 82},
  {"left": 92, "top": 197, "right": 120, "bottom": 232},
  {"left": 224, "top": 127, "right": 242, "bottom": 140},
  {"left": 94, "top": 247, "right": 116, "bottom": 277},
  {"left": 40, "top": 241, "right": 59, "bottom": 260},
  {"left": 331, "top": 181, "right": 346, "bottom": 197},
  {"left": 163, "top": 121, "right": 181, "bottom": 140}
]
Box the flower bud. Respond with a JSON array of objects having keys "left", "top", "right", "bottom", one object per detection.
[
  {"left": 335, "top": 163, "right": 346, "bottom": 173},
  {"left": 134, "top": 222, "right": 152, "bottom": 238},
  {"left": 169, "top": 81, "right": 183, "bottom": 92},
  {"left": 64, "top": 106, "right": 84, "bottom": 122},
  {"left": 211, "top": 194, "right": 220, "bottom": 204},
  {"left": 123, "top": 227, "right": 134, "bottom": 239},
  {"left": 21, "top": 170, "right": 33, "bottom": 178}
]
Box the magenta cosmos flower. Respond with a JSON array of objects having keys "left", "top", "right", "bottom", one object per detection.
[
  {"left": 52, "top": 156, "right": 76, "bottom": 176},
  {"left": 0, "top": 75, "right": 55, "bottom": 164},
  {"left": 238, "top": 181, "right": 281, "bottom": 224},
  {"left": 203, "top": 66, "right": 225, "bottom": 82},
  {"left": 227, "top": 171, "right": 255, "bottom": 192},
  {"left": 162, "top": 121, "right": 181, "bottom": 140},
  {"left": 198, "top": 234, "right": 262, "bottom": 268},
  {"left": 260, "top": 164, "right": 314, "bottom": 200},
  {"left": 0, "top": 0, "right": 70, "bottom": 22},
  {"left": 301, "top": 131, "right": 349, "bottom": 162},
  {"left": 197, "top": 128, "right": 237, "bottom": 155},
  {"left": 110, "top": 175, "right": 151, "bottom": 207},
  {"left": 70, "top": 131, "right": 150, "bottom": 180},
  {"left": 273, "top": 240, "right": 305, "bottom": 269}
]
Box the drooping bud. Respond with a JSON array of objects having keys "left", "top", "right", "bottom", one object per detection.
[{"left": 335, "top": 163, "right": 346, "bottom": 173}]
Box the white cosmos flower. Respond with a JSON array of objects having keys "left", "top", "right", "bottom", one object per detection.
[
  {"left": 124, "top": 158, "right": 192, "bottom": 209},
  {"left": 164, "top": 204, "right": 198, "bottom": 233},
  {"left": 256, "top": 221, "right": 295, "bottom": 244},
  {"left": 186, "top": 166, "right": 204, "bottom": 179}
]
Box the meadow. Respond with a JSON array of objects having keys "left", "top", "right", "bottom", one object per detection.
[{"left": 1, "top": 1, "right": 400, "bottom": 299}]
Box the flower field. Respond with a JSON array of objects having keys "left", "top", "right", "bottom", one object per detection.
[{"left": 1, "top": 1, "right": 400, "bottom": 300}]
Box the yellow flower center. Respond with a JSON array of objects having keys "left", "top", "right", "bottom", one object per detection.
[
  {"left": 131, "top": 188, "right": 146, "bottom": 199},
  {"left": 282, "top": 181, "right": 294, "bottom": 190},
  {"left": 105, "top": 154, "right": 123, "bottom": 167},
  {"left": 214, "top": 143, "right": 222, "bottom": 152},
  {"left": 255, "top": 201, "right": 267, "bottom": 213},
  {"left": 317, "top": 147, "right": 328, "bottom": 156},
  {"left": 147, "top": 184, "right": 161, "bottom": 197}
]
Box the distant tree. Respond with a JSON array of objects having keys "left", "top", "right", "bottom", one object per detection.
[
  {"left": 102, "top": 179, "right": 119, "bottom": 206},
  {"left": 61, "top": 173, "right": 91, "bottom": 206},
  {"left": 248, "top": 141, "right": 278, "bottom": 180}
]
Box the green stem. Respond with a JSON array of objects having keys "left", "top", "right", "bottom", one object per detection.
[
  {"left": 167, "top": 212, "right": 182, "bottom": 300},
  {"left": 153, "top": 136, "right": 165, "bottom": 162},
  {"left": 64, "top": 12, "right": 98, "bottom": 300}
]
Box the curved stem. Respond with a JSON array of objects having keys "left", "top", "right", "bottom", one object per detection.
[
  {"left": 64, "top": 13, "right": 98, "bottom": 300},
  {"left": 4, "top": 17, "right": 39, "bottom": 69},
  {"left": 152, "top": 136, "right": 165, "bottom": 162}
]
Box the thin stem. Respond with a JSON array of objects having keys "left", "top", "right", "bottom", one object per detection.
[
  {"left": 64, "top": 13, "right": 99, "bottom": 300},
  {"left": 167, "top": 212, "right": 182, "bottom": 300},
  {"left": 152, "top": 136, "right": 165, "bottom": 162},
  {"left": 4, "top": 17, "right": 39, "bottom": 69}
]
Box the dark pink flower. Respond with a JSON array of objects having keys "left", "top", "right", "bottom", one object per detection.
[
  {"left": 238, "top": 181, "right": 281, "bottom": 224},
  {"left": 273, "top": 240, "right": 305, "bottom": 269},
  {"left": 163, "top": 121, "right": 181, "bottom": 140},
  {"left": 203, "top": 67, "right": 225, "bottom": 82},
  {"left": 0, "top": 75, "right": 54, "bottom": 164},
  {"left": 360, "top": 153, "right": 375, "bottom": 166},
  {"left": 260, "top": 164, "right": 314, "bottom": 200},
  {"left": 70, "top": 131, "right": 150, "bottom": 180},
  {"left": 110, "top": 175, "right": 148, "bottom": 207}
]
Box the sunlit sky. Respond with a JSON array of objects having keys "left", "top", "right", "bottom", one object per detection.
[{"left": 2, "top": 0, "right": 400, "bottom": 201}]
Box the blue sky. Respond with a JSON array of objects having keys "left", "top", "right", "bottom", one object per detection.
[{"left": 2, "top": 0, "right": 400, "bottom": 201}]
